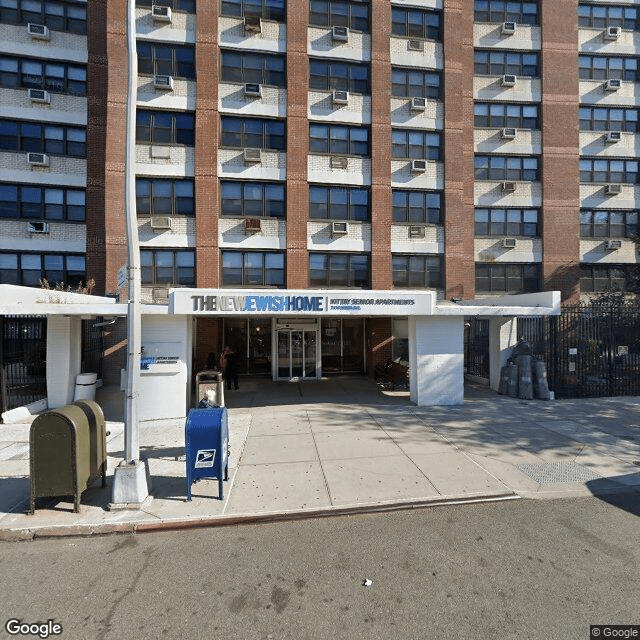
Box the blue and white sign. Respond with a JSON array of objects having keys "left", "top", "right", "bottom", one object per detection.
[{"left": 170, "top": 289, "right": 434, "bottom": 317}]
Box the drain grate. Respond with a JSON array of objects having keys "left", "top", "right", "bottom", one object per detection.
[{"left": 516, "top": 461, "right": 602, "bottom": 484}]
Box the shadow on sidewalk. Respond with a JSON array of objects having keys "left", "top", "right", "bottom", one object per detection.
[{"left": 586, "top": 474, "right": 640, "bottom": 517}]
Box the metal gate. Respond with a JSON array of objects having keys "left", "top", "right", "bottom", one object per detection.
[
  {"left": 465, "top": 319, "right": 490, "bottom": 379},
  {"left": 0, "top": 316, "right": 47, "bottom": 414}
]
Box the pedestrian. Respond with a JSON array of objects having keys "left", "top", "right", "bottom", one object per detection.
[{"left": 221, "top": 346, "right": 239, "bottom": 391}]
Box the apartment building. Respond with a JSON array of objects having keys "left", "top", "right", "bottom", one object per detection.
[{"left": 2, "top": 0, "right": 638, "bottom": 383}]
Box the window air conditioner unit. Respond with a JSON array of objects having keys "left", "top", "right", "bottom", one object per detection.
[
  {"left": 244, "top": 218, "right": 262, "bottom": 233},
  {"left": 243, "top": 147, "right": 262, "bottom": 163},
  {"left": 605, "top": 26, "right": 621, "bottom": 40},
  {"left": 27, "top": 23, "right": 49, "bottom": 39},
  {"left": 606, "top": 239, "right": 622, "bottom": 250},
  {"left": 330, "top": 155, "right": 348, "bottom": 169},
  {"left": 410, "top": 97, "right": 426, "bottom": 111},
  {"left": 244, "top": 83, "right": 262, "bottom": 97},
  {"left": 332, "top": 25, "right": 349, "bottom": 41},
  {"left": 152, "top": 286, "right": 169, "bottom": 303},
  {"left": 28, "top": 88, "right": 50, "bottom": 104},
  {"left": 331, "top": 221, "right": 348, "bottom": 235},
  {"left": 154, "top": 75, "right": 174, "bottom": 90},
  {"left": 150, "top": 216, "right": 173, "bottom": 230},
  {"left": 606, "top": 131, "right": 622, "bottom": 143},
  {"left": 605, "top": 78, "right": 622, "bottom": 91},
  {"left": 605, "top": 183, "right": 622, "bottom": 195},
  {"left": 27, "top": 221, "right": 50, "bottom": 234},
  {"left": 409, "top": 225, "right": 425, "bottom": 238},
  {"left": 501, "top": 74, "right": 517, "bottom": 87},
  {"left": 502, "top": 181, "right": 517, "bottom": 192},
  {"left": 502, "top": 237, "right": 517, "bottom": 248},
  {"left": 27, "top": 152, "right": 49, "bottom": 166},
  {"left": 407, "top": 39, "right": 424, "bottom": 51},
  {"left": 501, "top": 127, "right": 517, "bottom": 139},
  {"left": 411, "top": 159, "right": 427, "bottom": 173},
  {"left": 332, "top": 90, "right": 349, "bottom": 105},
  {"left": 152, "top": 5, "right": 172, "bottom": 21},
  {"left": 501, "top": 21, "right": 516, "bottom": 35},
  {"left": 244, "top": 15, "right": 262, "bottom": 32}
]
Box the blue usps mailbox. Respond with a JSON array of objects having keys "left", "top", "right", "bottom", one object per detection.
[{"left": 185, "top": 407, "right": 229, "bottom": 501}]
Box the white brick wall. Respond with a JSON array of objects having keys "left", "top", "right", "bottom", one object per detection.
[
  {"left": 0, "top": 220, "right": 86, "bottom": 253},
  {"left": 580, "top": 184, "right": 639, "bottom": 209},
  {"left": 307, "top": 155, "right": 371, "bottom": 185},
  {"left": 474, "top": 23, "right": 541, "bottom": 50},
  {"left": 580, "top": 238, "right": 639, "bottom": 264},
  {"left": 475, "top": 237, "right": 542, "bottom": 263},
  {"left": 391, "top": 160, "right": 443, "bottom": 190},
  {"left": 0, "top": 152, "right": 86, "bottom": 184},
  {"left": 136, "top": 76, "right": 196, "bottom": 111},
  {"left": 307, "top": 221, "right": 371, "bottom": 252},
  {"left": 1, "top": 23, "right": 87, "bottom": 62},
  {"left": 579, "top": 26, "right": 639, "bottom": 56},
  {"left": 219, "top": 16, "right": 286, "bottom": 53},
  {"left": 390, "top": 224, "right": 443, "bottom": 254},
  {"left": 308, "top": 27, "right": 370, "bottom": 61},
  {"left": 218, "top": 149, "right": 286, "bottom": 181},
  {"left": 474, "top": 181, "right": 542, "bottom": 207},
  {"left": 390, "top": 37, "right": 442, "bottom": 70},
  {"left": 579, "top": 131, "right": 638, "bottom": 157},
  {"left": 474, "top": 129, "right": 542, "bottom": 155},
  {"left": 579, "top": 80, "right": 639, "bottom": 106},
  {"left": 219, "top": 83, "right": 286, "bottom": 118},
  {"left": 474, "top": 76, "right": 541, "bottom": 103},
  {"left": 308, "top": 91, "right": 370, "bottom": 124},
  {"left": 135, "top": 145, "right": 195, "bottom": 177},
  {"left": 219, "top": 217, "right": 286, "bottom": 250},
  {"left": 137, "top": 216, "right": 195, "bottom": 248},
  {"left": 390, "top": 98, "right": 443, "bottom": 130},
  {"left": 0, "top": 88, "right": 86, "bottom": 125},
  {"left": 135, "top": 7, "right": 195, "bottom": 43}
]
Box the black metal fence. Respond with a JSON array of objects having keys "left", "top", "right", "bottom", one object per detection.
[
  {"left": 81, "top": 318, "right": 104, "bottom": 379},
  {"left": 465, "top": 318, "right": 490, "bottom": 378}
]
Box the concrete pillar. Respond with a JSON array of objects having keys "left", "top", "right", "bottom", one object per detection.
[
  {"left": 46, "top": 316, "right": 82, "bottom": 408},
  {"left": 409, "top": 316, "right": 464, "bottom": 406},
  {"left": 488, "top": 317, "right": 518, "bottom": 391}
]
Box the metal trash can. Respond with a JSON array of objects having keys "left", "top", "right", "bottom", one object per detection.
[
  {"left": 29, "top": 404, "right": 92, "bottom": 513},
  {"left": 72, "top": 400, "right": 107, "bottom": 488},
  {"left": 185, "top": 407, "right": 229, "bottom": 501},
  {"left": 195, "top": 370, "right": 225, "bottom": 407},
  {"left": 73, "top": 372, "right": 98, "bottom": 401}
]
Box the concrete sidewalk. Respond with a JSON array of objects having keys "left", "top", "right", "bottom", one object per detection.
[{"left": 1, "top": 378, "right": 639, "bottom": 539}]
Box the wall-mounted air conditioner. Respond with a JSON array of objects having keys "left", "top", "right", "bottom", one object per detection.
[
  {"left": 331, "top": 221, "right": 348, "bottom": 235},
  {"left": 244, "top": 15, "right": 262, "bottom": 32},
  {"left": 154, "top": 75, "right": 174, "bottom": 90},
  {"left": 244, "top": 218, "right": 262, "bottom": 233},
  {"left": 332, "top": 90, "right": 349, "bottom": 105},
  {"left": 605, "top": 79, "right": 622, "bottom": 91},
  {"left": 28, "top": 88, "right": 50, "bottom": 104},
  {"left": 27, "top": 221, "right": 50, "bottom": 234},
  {"left": 27, "top": 23, "right": 49, "bottom": 39},
  {"left": 501, "top": 21, "right": 516, "bottom": 35},
  {"left": 604, "top": 26, "right": 621, "bottom": 40},
  {"left": 243, "top": 148, "right": 262, "bottom": 163},
  {"left": 152, "top": 5, "right": 172, "bottom": 21},
  {"left": 606, "top": 239, "right": 622, "bottom": 250},
  {"left": 502, "top": 237, "right": 517, "bottom": 248},
  {"left": 411, "top": 159, "right": 427, "bottom": 173},
  {"left": 330, "top": 155, "right": 348, "bottom": 169},
  {"left": 501, "top": 128, "right": 517, "bottom": 139},
  {"left": 501, "top": 74, "right": 517, "bottom": 87},
  {"left": 605, "top": 131, "right": 621, "bottom": 143},
  {"left": 244, "top": 83, "right": 262, "bottom": 97},
  {"left": 27, "top": 152, "right": 49, "bottom": 166},
  {"left": 332, "top": 25, "right": 349, "bottom": 41},
  {"left": 409, "top": 225, "right": 425, "bottom": 238},
  {"left": 605, "top": 183, "right": 622, "bottom": 195},
  {"left": 502, "top": 181, "right": 517, "bottom": 192},
  {"left": 407, "top": 39, "right": 424, "bottom": 51},
  {"left": 410, "top": 97, "right": 426, "bottom": 112},
  {"left": 150, "top": 216, "right": 173, "bottom": 230}
]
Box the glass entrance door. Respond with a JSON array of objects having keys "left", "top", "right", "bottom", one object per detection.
[{"left": 276, "top": 329, "right": 318, "bottom": 380}]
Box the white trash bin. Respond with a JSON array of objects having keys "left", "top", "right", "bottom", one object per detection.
[{"left": 74, "top": 372, "right": 98, "bottom": 401}]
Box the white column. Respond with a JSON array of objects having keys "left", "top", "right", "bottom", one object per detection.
[
  {"left": 488, "top": 317, "right": 518, "bottom": 391},
  {"left": 409, "top": 316, "right": 465, "bottom": 406},
  {"left": 46, "top": 316, "right": 82, "bottom": 408}
]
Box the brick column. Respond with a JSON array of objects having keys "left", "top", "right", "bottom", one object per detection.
[
  {"left": 286, "top": 0, "right": 309, "bottom": 288},
  {"left": 443, "top": 1, "right": 475, "bottom": 300},
  {"left": 370, "top": 0, "right": 392, "bottom": 290},
  {"left": 194, "top": 3, "right": 219, "bottom": 287},
  {"left": 541, "top": 0, "right": 580, "bottom": 302}
]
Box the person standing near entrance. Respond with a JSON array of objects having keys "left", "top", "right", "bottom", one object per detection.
[{"left": 220, "top": 346, "right": 239, "bottom": 391}]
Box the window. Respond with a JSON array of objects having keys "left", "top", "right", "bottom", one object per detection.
[
  {"left": 220, "top": 50, "right": 286, "bottom": 87},
  {"left": 309, "top": 123, "right": 369, "bottom": 156},
  {"left": 221, "top": 251, "right": 284, "bottom": 287},
  {"left": 580, "top": 209, "right": 638, "bottom": 238},
  {"left": 578, "top": 4, "right": 638, "bottom": 30},
  {"left": 220, "top": 0, "right": 285, "bottom": 21},
  {"left": 474, "top": 103, "right": 539, "bottom": 129},
  {"left": 138, "top": 43, "right": 195, "bottom": 79},
  {"left": 476, "top": 263, "right": 540, "bottom": 293},
  {"left": 220, "top": 116, "right": 285, "bottom": 150},
  {"left": 474, "top": 50, "right": 539, "bottom": 76},
  {"left": 392, "top": 129, "right": 442, "bottom": 161},
  {"left": 0, "top": 119, "right": 86, "bottom": 156},
  {"left": 0, "top": 252, "right": 85, "bottom": 287},
  {"left": 579, "top": 107, "right": 639, "bottom": 132},
  {"left": 474, "top": 155, "right": 539, "bottom": 181},
  {"left": 309, "top": 253, "right": 369, "bottom": 288},
  {"left": 136, "top": 110, "right": 195, "bottom": 145},
  {"left": 221, "top": 181, "right": 285, "bottom": 218},
  {"left": 309, "top": 58, "right": 370, "bottom": 94},
  {"left": 392, "top": 255, "right": 442, "bottom": 289},
  {"left": 392, "top": 190, "right": 442, "bottom": 224},
  {"left": 0, "top": 182, "right": 85, "bottom": 221},
  {"left": 579, "top": 55, "right": 638, "bottom": 81},
  {"left": 474, "top": 1, "right": 539, "bottom": 25},
  {"left": 309, "top": 185, "right": 370, "bottom": 221},
  {"left": 391, "top": 67, "right": 441, "bottom": 99},
  {"left": 136, "top": 0, "right": 195, "bottom": 11},
  {"left": 579, "top": 158, "right": 639, "bottom": 183},
  {"left": 474, "top": 208, "right": 538, "bottom": 236},
  {"left": 136, "top": 178, "right": 194, "bottom": 216},
  {"left": 309, "top": 0, "right": 369, "bottom": 31},
  {"left": 140, "top": 249, "right": 195, "bottom": 286},
  {"left": 391, "top": 7, "right": 441, "bottom": 40},
  {"left": 0, "top": 0, "right": 87, "bottom": 34},
  {"left": 0, "top": 55, "right": 86, "bottom": 95},
  {"left": 580, "top": 265, "right": 637, "bottom": 293}
]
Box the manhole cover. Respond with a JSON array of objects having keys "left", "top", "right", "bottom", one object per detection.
[{"left": 516, "top": 461, "right": 602, "bottom": 484}]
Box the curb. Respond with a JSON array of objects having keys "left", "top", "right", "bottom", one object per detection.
[{"left": 0, "top": 492, "right": 519, "bottom": 541}]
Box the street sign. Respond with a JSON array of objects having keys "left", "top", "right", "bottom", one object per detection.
[{"left": 117, "top": 264, "right": 128, "bottom": 289}]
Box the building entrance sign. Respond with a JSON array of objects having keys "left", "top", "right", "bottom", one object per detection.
[{"left": 170, "top": 289, "right": 434, "bottom": 317}]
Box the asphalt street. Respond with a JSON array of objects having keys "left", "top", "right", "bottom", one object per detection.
[{"left": 1, "top": 494, "right": 639, "bottom": 640}]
